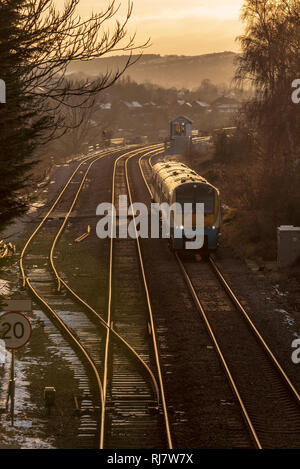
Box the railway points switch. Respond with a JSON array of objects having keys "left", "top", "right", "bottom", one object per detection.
[{"left": 277, "top": 225, "right": 300, "bottom": 268}]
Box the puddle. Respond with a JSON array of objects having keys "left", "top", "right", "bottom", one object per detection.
[
  {"left": 274, "top": 285, "right": 288, "bottom": 297},
  {"left": 274, "top": 308, "right": 295, "bottom": 326},
  {"left": 0, "top": 260, "right": 86, "bottom": 448},
  {"left": 27, "top": 201, "right": 46, "bottom": 214}
]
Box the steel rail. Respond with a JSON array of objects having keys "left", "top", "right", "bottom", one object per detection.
[
  {"left": 139, "top": 151, "right": 300, "bottom": 446},
  {"left": 175, "top": 254, "right": 300, "bottom": 449},
  {"left": 50, "top": 155, "right": 110, "bottom": 291},
  {"left": 125, "top": 149, "right": 173, "bottom": 449},
  {"left": 25, "top": 276, "right": 104, "bottom": 426},
  {"left": 50, "top": 145, "right": 161, "bottom": 292},
  {"left": 209, "top": 256, "right": 300, "bottom": 404},
  {"left": 20, "top": 144, "right": 162, "bottom": 449},
  {"left": 19, "top": 148, "right": 118, "bottom": 448},
  {"left": 20, "top": 148, "right": 115, "bottom": 286},
  {"left": 100, "top": 145, "right": 164, "bottom": 449},
  {"left": 148, "top": 152, "right": 161, "bottom": 169},
  {"left": 49, "top": 148, "right": 142, "bottom": 291},
  {"left": 175, "top": 253, "right": 262, "bottom": 449},
  {"left": 44, "top": 143, "right": 164, "bottom": 448},
  {"left": 138, "top": 153, "right": 153, "bottom": 197},
  {"left": 137, "top": 151, "right": 262, "bottom": 449},
  {"left": 100, "top": 145, "right": 162, "bottom": 447}
]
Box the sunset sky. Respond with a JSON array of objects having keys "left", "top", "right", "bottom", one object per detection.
[{"left": 55, "top": 0, "right": 244, "bottom": 55}]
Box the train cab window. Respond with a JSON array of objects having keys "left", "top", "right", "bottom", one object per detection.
[{"left": 176, "top": 185, "right": 215, "bottom": 214}]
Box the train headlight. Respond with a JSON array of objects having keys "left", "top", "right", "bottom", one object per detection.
[{"left": 175, "top": 225, "right": 184, "bottom": 230}]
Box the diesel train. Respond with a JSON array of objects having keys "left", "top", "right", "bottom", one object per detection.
[{"left": 151, "top": 160, "right": 221, "bottom": 251}]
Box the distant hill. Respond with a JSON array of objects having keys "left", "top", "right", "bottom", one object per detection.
[{"left": 67, "top": 52, "right": 237, "bottom": 89}]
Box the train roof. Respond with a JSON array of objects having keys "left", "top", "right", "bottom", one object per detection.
[{"left": 152, "top": 160, "right": 219, "bottom": 193}]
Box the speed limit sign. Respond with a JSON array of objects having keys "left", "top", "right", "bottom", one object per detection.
[{"left": 0, "top": 312, "right": 32, "bottom": 350}]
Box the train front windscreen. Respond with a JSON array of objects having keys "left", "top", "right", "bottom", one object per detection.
[{"left": 176, "top": 184, "right": 215, "bottom": 214}]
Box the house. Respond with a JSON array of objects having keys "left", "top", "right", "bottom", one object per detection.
[
  {"left": 99, "top": 102, "right": 112, "bottom": 110},
  {"left": 194, "top": 100, "right": 210, "bottom": 108},
  {"left": 211, "top": 96, "right": 241, "bottom": 113},
  {"left": 122, "top": 100, "right": 143, "bottom": 109}
]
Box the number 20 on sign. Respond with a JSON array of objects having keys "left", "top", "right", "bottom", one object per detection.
[{"left": 0, "top": 312, "right": 32, "bottom": 350}]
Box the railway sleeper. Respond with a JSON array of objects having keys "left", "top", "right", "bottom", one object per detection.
[{"left": 105, "top": 398, "right": 159, "bottom": 413}]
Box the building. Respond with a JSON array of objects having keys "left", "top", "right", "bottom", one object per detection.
[
  {"left": 165, "top": 116, "right": 193, "bottom": 156},
  {"left": 211, "top": 96, "right": 241, "bottom": 113}
]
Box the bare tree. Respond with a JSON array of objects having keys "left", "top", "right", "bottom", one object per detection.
[
  {"left": 235, "top": 0, "right": 300, "bottom": 166},
  {"left": 20, "top": 0, "right": 149, "bottom": 141},
  {"left": 0, "top": 0, "right": 148, "bottom": 227},
  {"left": 230, "top": 0, "right": 300, "bottom": 243},
  {"left": 49, "top": 85, "right": 116, "bottom": 157}
]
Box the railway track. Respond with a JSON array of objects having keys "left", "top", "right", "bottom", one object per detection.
[
  {"left": 20, "top": 144, "right": 173, "bottom": 449},
  {"left": 50, "top": 144, "right": 172, "bottom": 448},
  {"left": 20, "top": 147, "right": 117, "bottom": 448},
  {"left": 137, "top": 151, "right": 300, "bottom": 449},
  {"left": 101, "top": 147, "right": 172, "bottom": 448},
  {"left": 49, "top": 144, "right": 171, "bottom": 448}
]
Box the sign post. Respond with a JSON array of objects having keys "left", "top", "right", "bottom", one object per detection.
[
  {"left": 10, "top": 350, "right": 15, "bottom": 426},
  {"left": 0, "top": 308, "right": 32, "bottom": 425}
]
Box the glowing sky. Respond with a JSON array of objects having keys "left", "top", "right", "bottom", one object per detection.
[{"left": 55, "top": 0, "right": 244, "bottom": 55}]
